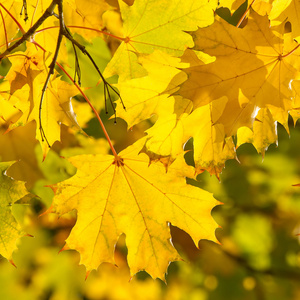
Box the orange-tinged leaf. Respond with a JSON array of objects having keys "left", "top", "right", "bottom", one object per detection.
[
  {"left": 104, "top": 0, "right": 218, "bottom": 81},
  {"left": 51, "top": 138, "right": 219, "bottom": 279},
  {"left": 180, "top": 12, "right": 300, "bottom": 135}
]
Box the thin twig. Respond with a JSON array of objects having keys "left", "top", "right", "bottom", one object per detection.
[
  {"left": 56, "top": 62, "right": 119, "bottom": 157},
  {"left": 62, "top": 29, "right": 126, "bottom": 116}
]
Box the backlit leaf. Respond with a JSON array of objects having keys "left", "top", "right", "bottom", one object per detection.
[
  {"left": 51, "top": 138, "right": 219, "bottom": 279},
  {"left": 104, "top": 0, "right": 217, "bottom": 81}
]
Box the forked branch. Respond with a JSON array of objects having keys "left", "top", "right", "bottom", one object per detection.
[{"left": 0, "top": 0, "right": 124, "bottom": 155}]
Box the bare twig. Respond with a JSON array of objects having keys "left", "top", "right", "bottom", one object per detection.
[
  {"left": 62, "top": 29, "right": 126, "bottom": 119},
  {"left": 20, "top": 0, "right": 28, "bottom": 22}
]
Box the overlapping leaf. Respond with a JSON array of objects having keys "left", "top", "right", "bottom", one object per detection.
[
  {"left": 104, "top": 0, "right": 218, "bottom": 81},
  {"left": 3, "top": 44, "right": 80, "bottom": 156},
  {"left": 180, "top": 11, "right": 300, "bottom": 137},
  {"left": 51, "top": 138, "right": 219, "bottom": 279}
]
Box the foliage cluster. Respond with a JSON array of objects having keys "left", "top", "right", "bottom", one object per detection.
[{"left": 1, "top": 0, "right": 300, "bottom": 293}]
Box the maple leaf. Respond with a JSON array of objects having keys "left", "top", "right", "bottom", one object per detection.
[
  {"left": 51, "top": 138, "right": 219, "bottom": 279},
  {"left": 180, "top": 11, "right": 300, "bottom": 137},
  {"left": 0, "top": 161, "right": 29, "bottom": 261},
  {"left": 103, "top": 0, "right": 217, "bottom": 81}
]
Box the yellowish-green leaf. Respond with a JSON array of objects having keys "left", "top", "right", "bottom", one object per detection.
[
  {"left": 0, "top": 161, "right": 28, "bottom": 260},
  {"left": 104, "top": 0, "right": 217, "bottom": 81}
]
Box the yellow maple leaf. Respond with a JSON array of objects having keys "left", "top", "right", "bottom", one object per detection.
[
  {"left": 180, "top": 11, "right": 300, "bottom": 135},
  {"left": 51, "top": 138, "right": 219, "bottom": 279},
  {"left": 104, "top": 0, "right": 217, "bottom": 81}
]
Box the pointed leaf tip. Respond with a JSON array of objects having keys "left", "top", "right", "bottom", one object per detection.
[
  {"left": 58, "top": 244, "right": 70, "bottom": 254},
  {"left": 85, "top": 270, "right": 91, "bottom": 281},
  {"left": 44, "top": 185, "right": 58, "bottom": 194},
  {"left": 24, "top": 233, "right": 34, "bottom": 238},
  {"left": 9, "top": 259, "right": 17, "bottom": 268},
  {"left": 39, "top": 205, "right": 55, "bottom": 217}
]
